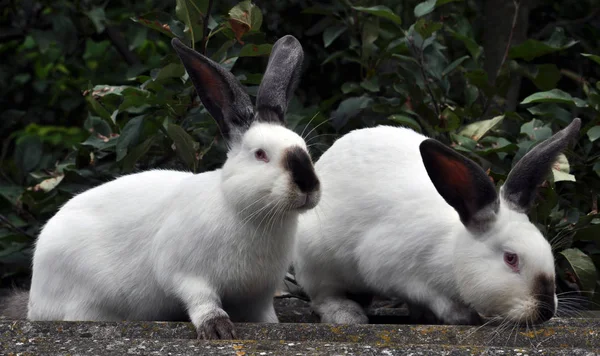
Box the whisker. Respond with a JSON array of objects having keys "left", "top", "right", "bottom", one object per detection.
[
  {"left": 303, "top": 118, "right": 331, "bottom": 142},
  {"left": 300, "top": 112, "right": 321, "bottom": 140}
]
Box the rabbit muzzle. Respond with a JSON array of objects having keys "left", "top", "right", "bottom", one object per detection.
[{"left": 282, "top": 146, "right": 320, "bottom": 210}]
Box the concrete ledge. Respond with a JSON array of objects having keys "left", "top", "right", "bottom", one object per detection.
[
  {"left": 2, "top": 319, "right": 599, "bottom": 355},
  {"left": 2, "top": 337, "right": 599, "bottom": 356},
  {"left": 2, "top": 299, "right": 598, "bottom": 355}
]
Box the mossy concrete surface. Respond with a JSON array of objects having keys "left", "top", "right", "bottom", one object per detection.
[{"left": 1, "top": 298, "right": 599, "bottom": 355}]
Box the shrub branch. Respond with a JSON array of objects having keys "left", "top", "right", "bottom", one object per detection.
[
  {"left": 201, "top": 0, "right": 214, "bottom": 54},
  {"left": 497, "top": 0, "right": 520, "bottom": 79}
]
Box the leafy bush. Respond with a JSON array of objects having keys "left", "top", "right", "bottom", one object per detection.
[{"left": 1, "top": 0, "right": 599, "bottom": 309}]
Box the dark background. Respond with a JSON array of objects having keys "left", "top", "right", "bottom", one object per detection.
[{"left": 1, "top": 0, "right": 599, "bottom": 310}]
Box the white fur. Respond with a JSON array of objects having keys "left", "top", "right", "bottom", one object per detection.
[
  {"left": 29, "top": 122, "right": 319, "bottom": 330},
  {"left": 295, "top": 125, "right": 557, "bottom": 324}
]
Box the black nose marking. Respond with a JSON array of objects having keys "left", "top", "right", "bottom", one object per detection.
[
  {"left": 283, "top": 146, "right": 320, "bottom": 193},
  {"left": 533, "top": 274, "right": 555, "bottom": 323}
]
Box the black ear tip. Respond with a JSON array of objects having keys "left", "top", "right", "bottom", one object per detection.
[
  {"left": 419, "top": 139, "right": 442, "bottom": 156},
  {"left": 272, "top": 35, "right": 304, "bottom": 58},
  {"left": 563, "top": 117, "right": 582, "bottom": 143},
  {"left": 570, "top": 117, "right": 582, "bottom": 131},
  {"left": 276, "top": 35, "right": 301, "bottom": 48},
  {"left": 171, "top": 37, "right": 185, "bottom": 50}
]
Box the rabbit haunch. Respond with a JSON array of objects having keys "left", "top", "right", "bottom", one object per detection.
[
  {"left": 294, "top": 119, "right": 581, "bottom": 325},
  {"left": 25, "top": 35, "right": 320, "bottom": 340}
]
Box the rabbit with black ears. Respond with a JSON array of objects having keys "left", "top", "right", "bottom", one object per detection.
[
  {"left": 294, "top": 118, "right": 581, "bottom": 325},
  {"left": 23, "top": 35, "right": 320, "bottom": 339}
]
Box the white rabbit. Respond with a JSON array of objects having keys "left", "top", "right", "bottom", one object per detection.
[
  {"left": 24, "top": 35, "right": 321, "bottom": 339},
  {"left": 294, "top": 118, "right": 581, "bottom": 325}
]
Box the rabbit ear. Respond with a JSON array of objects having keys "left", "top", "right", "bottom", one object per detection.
[
  {"left": 501, "top": 118, "right": 581, "bottom": 212},
  {"left": 171, "top": 38, "right": 255, "bottom": 142},
  {"left": 420, "top": 139, "right": 499, "bottom": 232},
  {"left": 255, "top": 35, "right": 304, "bottom": 124}
]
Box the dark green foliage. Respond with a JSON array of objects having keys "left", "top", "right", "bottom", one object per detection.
[{"left": 1, "top": 0, "right": 599, "bottom": 309}]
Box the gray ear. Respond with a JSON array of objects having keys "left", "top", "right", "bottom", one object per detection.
[
  {"left": 501, "top": 118, "right": 581, "bottom": 212},
  {"left": 171, "top": 38, "right": 255, "bottom": 142},
  {"left": 255, "top": 35, "right": 304, "bottom": 124},
  {"left": 420, "top": 139, "right": 499, "bottom": 232}
]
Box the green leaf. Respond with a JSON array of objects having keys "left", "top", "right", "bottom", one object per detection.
[
  {"left": 341, "top": 82, "right": 360, "bottom": 94},
  {"left": 331, "top": 96, "right": 373, "bottom": 131},
  {"left": 414, "top": 19, "right": 442, "bottom": 39},
  {"left": 450, "top": 133, "right": 477, "bottom": 151},
  {"left": 587, "top": 126, "right": 600, "bottom": 142},
  {"left": 151, "top": 63, "right": 185, "bottom": 82},
  {"left": 388, "top": 115, "right": 421, "bottom": 132},
  {"left": 520, "top": 119, "right": 553, "bottom": 141},
  {"left": 116, "top": 116, "right": 145, "bottom": 161},
  {"left": 167, "top": 124, "right": 198, "bottom": 171},
  {"left": 131, "top": 11, "right": 186, "bottom": 39},
  {"left": 14, "top": 136, "right": 43, "bottom": 173},
  {"left": 464, "top": 84, "right": 478, "bottom": 107},
  {"left": 594, "top": 161, "right": 600, "bottom": 179},
  {"left": 238, "top": 43, "right": 272, "bottom": 57},
  {"left": 361, "top": 19, "right": 379, "bottom": 60},
  {"left": 559, "top": 248, "right": 598, "bottom": 293},
  {"left": 436, "top": 0, "right": 461, "bottom": 4},
  {"left": 464, "top": 69, "right": 494, "bottom": 96},
  {"left": 85, "top": 7, "right": 106, "bottom": 33},
  {"left": 0, "top": 185, "right": 24, "bottom": 206},
  {"left": 551, "top": 153, "right": 575, "bottom": 182},
  {"left": 86, "top": 96, "right": 113, "bottom": 123},
  {"left": 323, "top": 25, "right": 346, "bottom": 48},
  {"left": 521, "top": 89, "right": 587, "bottom": 107},
  {"left": 352, "top": 6, "right": 401, "bottom": 25},
  {"left": 436, "top": 108, "right": 460, "bottom": 132},
  {"left": 476, "top": 137, "right": 518, "bottom": 156},
  {"left": 176, "top": 0, "right": 206, "bottom": 46},
  {"left": 458, "top": 115, "right": 504, "bottom": 141},
  {"left": 442, "top": 55, "right": 469, "bottom": 77},
  {"left": 532, "top": 64, "right": 561, "bottom": 91},
  {"left": 509, "top": 29, "right": 578, "bottom": 61},
  {"left": 361, "top": 76, "right": 380, "bottom": 92},
  {"left": 526, "top": 103, "right": 572, "bottom": 124},
  {"left": 228, "top": 0, "right": 263, "bottom": 43},
  {"left": 574, "top": 221, "right": 600, "bottom": 241},
  {"left": 414, "top": 0, "right": 436, "bottom": 17},
  {"left": 33, "top": 175, "right": 65, "bottom": 193},
  {"left": 582, "top": 53, "right": 600, "bottom": 66},
  {"left": 81, "top": 135, "right": 118, "bottom": 150},
  {"left": 122, "top": 138, "right": 154, "bottom": 173}
]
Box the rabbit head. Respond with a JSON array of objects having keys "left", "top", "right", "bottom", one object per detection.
[
  {"left": 419, "top": 118, "right": 581, "bottom": 324},
  {"left": 172, "top": 36, "right": 320, "bottom": 216}
]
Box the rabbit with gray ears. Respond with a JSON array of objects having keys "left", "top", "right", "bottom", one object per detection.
[
  {"left": 26, "top": 35, "right": 320, "bottom": 339},
  {"left": 294, "top": 118, "right": 581, "bottom": 325}
]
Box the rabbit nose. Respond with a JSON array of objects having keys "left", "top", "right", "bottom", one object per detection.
[
  {"left": 283, "top": 146, "right": 320, "bottom": 193},
  {"left": 532, "top": 274, "right": 556, "bottom": 323}
]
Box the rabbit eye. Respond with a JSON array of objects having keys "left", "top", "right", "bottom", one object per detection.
[
  {"left": 504, "top": 252, "right": 519, "bottom": 270},
  {"left": 255, "top": 149, "right": 269, "bottom": 163}
]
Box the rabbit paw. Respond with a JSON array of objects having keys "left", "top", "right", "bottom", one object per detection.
[
  {"left": 197, "top": 316, "right": 237, "bottom": 340},
  {"left": 443, "top": 307, "right": 483, "bottom": 325}
]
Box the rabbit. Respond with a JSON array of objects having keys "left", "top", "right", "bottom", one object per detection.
[
  {"left": 25, "top": 35, "right": 321, "bottom": 340},
  {"left": 294, "top": 118, "right": 581, "bottom": 325}
]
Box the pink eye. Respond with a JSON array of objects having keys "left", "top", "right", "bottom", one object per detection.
[
  {"left": 504, "top": 252, "right": 519, "bottom": 270},
  {"left": 255, "top": 149, "right": 269, "bottom": 163}
]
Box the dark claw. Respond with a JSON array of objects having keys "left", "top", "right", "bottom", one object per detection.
[
  {"left": 466, "top": 310, "right": 484, "bottom": 325},
  {"left": 197, "top": 316, "right": 237, "bottom": 340}
]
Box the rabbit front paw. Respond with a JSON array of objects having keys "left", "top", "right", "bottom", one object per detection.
[
  {"left": 197, "top": 316, "right": 237, "bottom": 340},
  {"left": 442, "top": 307, "right": 482, "bottom": 325}
]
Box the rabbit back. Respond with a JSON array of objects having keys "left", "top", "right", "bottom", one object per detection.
[
  {"left": 29, "top": 169, "right": 199, "bottom": 320},
  {"left": 296, "top": 126, "right": 459, "bottom": 303}
]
